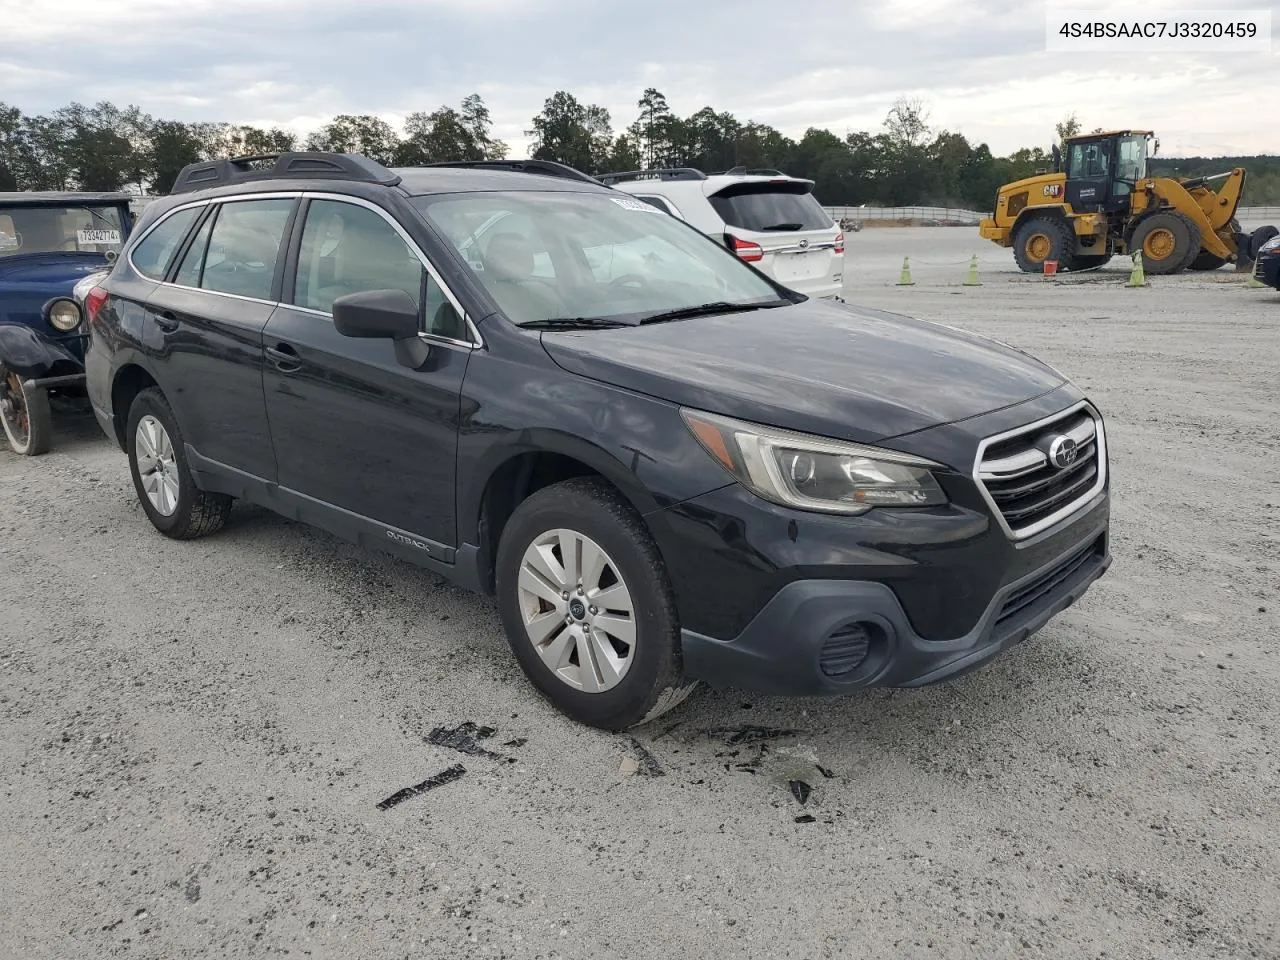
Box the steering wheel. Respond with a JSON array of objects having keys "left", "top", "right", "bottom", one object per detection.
[{"left": 609, "top": 273, "right": 650, "bottom": 290}]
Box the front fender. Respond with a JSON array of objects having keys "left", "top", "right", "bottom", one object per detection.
[{"left": 0, "top": 324, "right": 84, "bottom": 379}]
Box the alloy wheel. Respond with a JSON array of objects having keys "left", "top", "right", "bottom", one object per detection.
[
  {"left": 135, "top": 414, "right": 180, "bottom": 517},
  {"left": 516, "top": 528, "right": 637, "bottom": 693}
]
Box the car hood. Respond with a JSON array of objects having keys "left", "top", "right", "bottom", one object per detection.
[
  {"left": 539, "top": 299, "right": 1067, "bottom": 444},
  {"left": 0, "top": 255, "right": 109, "bottom": 328},
  {"left": 0, "top": 252, "right": 112, "bottom": 287}
]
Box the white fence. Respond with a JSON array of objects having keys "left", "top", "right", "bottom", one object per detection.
[
  {"left": 824, "top": 205, "right": 987, "bottom": 225},
  {"left": 826, "top": 204, "right": 1279, "bottom": 227}
]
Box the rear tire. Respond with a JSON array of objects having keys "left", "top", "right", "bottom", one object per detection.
[
  {"left": 495, "top": 476, "right": 698, "bottom": 730},
  {"left": 0, "top": 368, "right": 52, "bottom": 456},
  {"left": 1013, "top": 217, "right": 1074, "bottom": 273},
  {"left": 1130, "top": 212, "right": 1199, "bottom": 275},
  {"left": 126, "top": 387, "right": 233, "bottom": 539}
]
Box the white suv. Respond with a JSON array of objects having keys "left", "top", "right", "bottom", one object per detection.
[{"left": 599, "top": 166, "right": 844, "bottom": 300}]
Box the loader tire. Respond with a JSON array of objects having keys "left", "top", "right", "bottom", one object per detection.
[
  {"left": 1013, "top": 217, "right": 1074, "bottom": 273},
  {"left": 1130, "top": 212, "right": 1199, "bottom": 275}
]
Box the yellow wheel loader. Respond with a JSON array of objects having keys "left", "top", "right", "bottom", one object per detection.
[{"left": 978, "top": 130, "right": 1275, "bottom": 275}]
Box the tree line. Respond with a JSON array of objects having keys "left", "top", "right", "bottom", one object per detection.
[{"left": 3, "top": 92, "right": 1277, "bottom": 207}]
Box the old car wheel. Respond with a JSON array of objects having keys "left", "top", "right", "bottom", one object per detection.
[
  {"left": 126, "top": 387, "right": 233, "bottom": 539},
  {"left": 0, "top": 367, "right": 52, "bottom": 456},
  {"left": 495, "top": 477, "right": 699, "bottom": 730}
]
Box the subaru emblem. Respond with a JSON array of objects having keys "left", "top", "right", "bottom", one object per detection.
[{"left": 1047, "top": 435, "right": 1078, "bottom": 469}]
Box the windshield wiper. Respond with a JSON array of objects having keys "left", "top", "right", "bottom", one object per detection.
[
  {"left": 521, "top": 317, "right": 632, "bottom": 330},
  {"left": 77, "top": 206, "right": 119, "bottom": 229},
  {"left": 636, "top": 300, "right": 786, "bottom": 325},
  {"left": 760, "top": 222, "right": 804, "bottom": 231}
]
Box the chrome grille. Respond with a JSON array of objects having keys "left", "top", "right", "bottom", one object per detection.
[{"left": 976, "top": 403, "right": 1106, "bottom": 539}]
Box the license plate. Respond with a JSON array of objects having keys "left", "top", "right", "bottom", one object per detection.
[{"left": 77, "top": 229, "right": 121, "bottom": 245}]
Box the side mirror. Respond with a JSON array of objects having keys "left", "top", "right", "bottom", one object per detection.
[{"left": 332, "top": 288, "right": 429, "bottom": 369}]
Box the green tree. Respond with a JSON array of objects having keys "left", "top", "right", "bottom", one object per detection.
[
  {"left": 527, "top": 91, "right": 613, "bottom": 172},
  {"left": 396, "top": 95, "right": 506, "bottom": 165},
  {"left": 305, "top": 114, "right": 398, "bottom": 164},
  {"left": 148, "top": 120, "right": 205, "bottom": 193}
]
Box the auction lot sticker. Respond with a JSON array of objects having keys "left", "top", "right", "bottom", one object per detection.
[
  {"left": 77, "top": 228, "right": 122, "bottom": 245},
  {"left": 1046, "top": 6, "right": 1271, "bottom": 51}
]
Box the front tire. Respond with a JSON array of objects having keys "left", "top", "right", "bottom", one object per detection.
[
  {"left": 1130, "top": 211, "right": 1200, "bottom": 275},
  {"left": 126, "top": 387, "right": 233, "bottom": 539},
  {"left": 1, "top": 368, "right": 52, "bottom": 456},
  {"left": 495, "top": 477, "right": 698, "bottom": 730}
]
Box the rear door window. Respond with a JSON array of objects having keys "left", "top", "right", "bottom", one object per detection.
[
  {"left": 199, "top": 198, "right": 295, "bottom": 300},
  {"left": 708, "top": 185, "right": 832, "bottom": 232}
]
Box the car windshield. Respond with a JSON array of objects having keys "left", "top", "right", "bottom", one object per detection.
[
  {"left": 412, "top": 190, "right": 790, "bottom": 326},
  {"left": 0, "top": 204, "right": 125, "bottom": 259}
]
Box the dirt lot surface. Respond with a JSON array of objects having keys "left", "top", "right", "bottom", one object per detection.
[{"left": 2, "top": 227, "right": 1278, "bottom": 960}]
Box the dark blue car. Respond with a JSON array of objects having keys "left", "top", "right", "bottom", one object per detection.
[{"left": 0, "top": 191, "right": 136, "bottom": 454}]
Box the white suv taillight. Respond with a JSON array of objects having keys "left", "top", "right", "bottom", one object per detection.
[
  {"left": 726, "top": 234, "right": 763, "bottom": 262},
  {"left": 834, "top": 232, "right": 845, "bottom": 255}
]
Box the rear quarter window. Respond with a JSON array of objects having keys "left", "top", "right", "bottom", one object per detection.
[
  {"left": 129, "top": 207, "right": 202, "bottom": 279},
  {"left": 709, "top": 185, "right": 832, "bottom": 232}
]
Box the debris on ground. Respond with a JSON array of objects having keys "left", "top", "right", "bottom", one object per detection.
[
  {"left": 705, "top": 726, "right": 800, "bottom": 746},
  {"left": 427, "top": 722, "right": 511, "bottom": 761},
  {"left": 815, "top": 764, "right": 835, "bottom": 779},
  {"left": 794, "top": 815, "right": 816, "bottom": 824},
  {"left": 789, "top": 780, "right": 812, "bottom": 806},
  {"left": 375, "top": 763, "right": 466, "bottom": 811},
  {"left": 626, "top": 737, "right": 665, "bottom": 777}
]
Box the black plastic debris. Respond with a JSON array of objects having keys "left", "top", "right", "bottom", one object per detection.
[
  {"left": 795, "top": 814, "right": 816, "bottom": 824},
  {"left": 628, "top": 737, "right": 665, "bottom": 777},
  {"left": 815, "top": 764, "right": 835, "bottom": 779},
  {"left": 707, "top": 726, "right": 799, "bottom": 746},
  {"left": 789, "top": 780, "right": 812, "bottom": 806},
  {"left": 502, "top": 738, "right": 527, "bottom": 748},
  {"left": 376, "top": 763, "right": 465, "bottom": 811},
  {"left": 427, "top": 722, "right": 506, "bottom": 760}
]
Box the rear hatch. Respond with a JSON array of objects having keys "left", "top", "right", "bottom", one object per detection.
[{"left": 706, "top": 177, "right": 842, "bottom": 291}]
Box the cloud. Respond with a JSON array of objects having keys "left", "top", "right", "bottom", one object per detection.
[{"left": 1, "top": 0, "right": 1276, "bottom": 157}]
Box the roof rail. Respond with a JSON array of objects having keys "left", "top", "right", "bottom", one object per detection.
[
  {"left": 420, "top": 159, "right": 601, "bottom": 185},
  {"left": 169, "top": 152, "right": 402, "bottom": 194},
  {"left": 595, "top": 168, "right": 707, "bottom": 185}
]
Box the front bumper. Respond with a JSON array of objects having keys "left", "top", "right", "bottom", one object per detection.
[
  {"left": 680, "top": 506, "right": 1109, "bottom": 696},
  {"left": 1256, "top": 252, "right": 1280, "bottom": 290},
  {"left": 979, "top": 217, "right": 1009, "bottom": 245},
  {"left": 650, "top": 387, "right": 1113, "bottom": 696}
]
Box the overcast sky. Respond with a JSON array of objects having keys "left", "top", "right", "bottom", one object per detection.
[{"left": 3, "top": 0, "right": 1277, "bottom": 158}]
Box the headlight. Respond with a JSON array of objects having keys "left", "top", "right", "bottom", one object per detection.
[
  {"left": 45, "top": 297, "right": 83, "bottom": 332},
  {"left": 1260, "top": 235, "right": 1280, "bottom": 255},
  {"left": 681, "top": 408, "right": 946, "bottom": 515}
]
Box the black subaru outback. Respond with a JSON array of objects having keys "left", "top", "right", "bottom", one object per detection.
[{"left": 83, "top": 152, "right": 1110, "bottom": 730}]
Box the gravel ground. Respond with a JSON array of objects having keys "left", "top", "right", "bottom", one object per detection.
[{"left": 2, "top": 227, "right": 1278, "bottom": 960}]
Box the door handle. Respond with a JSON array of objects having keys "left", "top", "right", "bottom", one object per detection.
[
  {"left": 154, "top": 310, "right": 179, "bottom": 333},
  {"left": 265, "top": 343, "right": 302, "bottom": 373}
]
